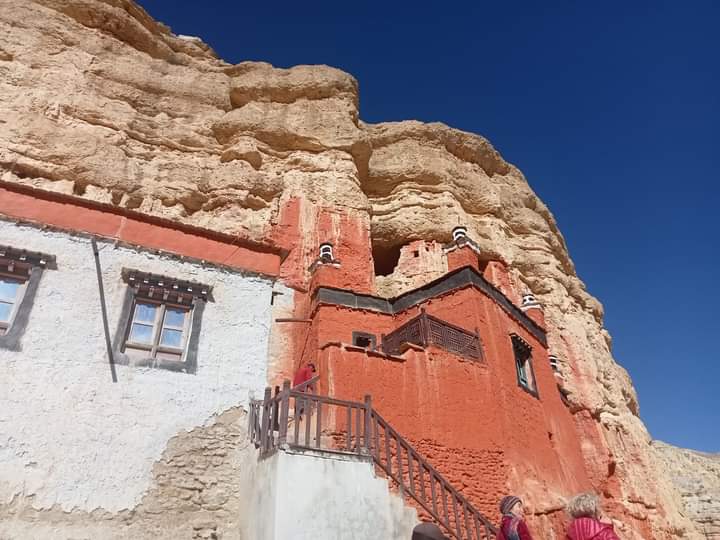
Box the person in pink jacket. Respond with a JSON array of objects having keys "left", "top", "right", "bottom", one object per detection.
[
  {"left": 496, "top": 495, "right": 534, "bottom": 540},
  {"left": 565, "top": 493, "right": 620, "bottom": 540}
]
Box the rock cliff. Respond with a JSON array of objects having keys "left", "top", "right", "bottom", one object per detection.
[
  {"left": 654, "top": 441, "right": 720, "bottom": 538},
  {"left": 0, "top": 0, "right": 708, "bottom": 538}
]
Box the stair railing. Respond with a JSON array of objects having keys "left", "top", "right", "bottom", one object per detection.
[{"left": 249, "top": 380, "right": 497, "bottom": 540}]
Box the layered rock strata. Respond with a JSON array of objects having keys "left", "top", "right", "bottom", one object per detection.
[
  {"left": 0, "top": 0, "right": 707, "bottom": 538},
  {"left": 654, "top": 441, "right": 720, "bottom": 539}
]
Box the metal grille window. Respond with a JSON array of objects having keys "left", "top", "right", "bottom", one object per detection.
[{"left": 511, "top": 333, "right": 538, "bottom": 398}]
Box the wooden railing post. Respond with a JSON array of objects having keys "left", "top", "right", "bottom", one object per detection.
[
  {"left": 272, "top": 385, "right": 280, "bottom": 432},
  {"left": 248, "top": 401, "right": 255, "bottom": 443},
  {"left": 420, "top": 308, "right": 429, "bottom": 347},
  {"left": 253, "top": 386, "right": 497, "bottom": 538},
  {"left": 260, "top": 386, "right": 272, "bottom": 454},
  {"left": 363, "top": 395, "right": 372, "bottom": 455},
  {"left": 474, "top": 326, "right": 483, "bottom": 360},
  {"left": 277, "top": 380, "right": 291, "bottom": 448}
]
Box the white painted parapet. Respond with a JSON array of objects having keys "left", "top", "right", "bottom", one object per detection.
[{"left": 240, "top": 449, "right": 418, "bottom": 540}]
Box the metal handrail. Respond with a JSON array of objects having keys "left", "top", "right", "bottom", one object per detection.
[
  {"left": 249, "top": 380, "right": 497, "bottom": 539},
  {"left": 292, "top": 373, "right": 319, "bottom": 393},
  {"left": 370, "top": 408, "right": 496, "bottom": 539}
]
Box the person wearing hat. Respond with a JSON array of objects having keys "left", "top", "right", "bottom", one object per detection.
[
  {"left": 496, "top": 495, "right": 534, "bottom": 540},
  {"left": 411, "top": 522, "right": 447, "bottom": 540}
]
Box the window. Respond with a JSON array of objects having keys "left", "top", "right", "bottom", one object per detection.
[
  {"left": 352, "top": 331, "right": 377, "bottom": 350},
  {"left": 0, "top": 245, "right": 55, "bottom": 349},
  {"left": 549, "top": 354, "right": 560, "bottom": 372},
  {"left": 0, "top": 277, "right": 25, "bottom": 335},
  {"left": 125, "top": 301, "right": 192, "bottom": 363},
  {"left": 319, "top": 243, "right": 334, "bottom": 262},
  {"left": 511, "top": 334, "right": 538, "bottom": 397},
  {"left": 115, "top": 269, "right": 212, "bottom": 374},
  {"left": 452, "top": 226, "right": 468, "bottom": 242}
]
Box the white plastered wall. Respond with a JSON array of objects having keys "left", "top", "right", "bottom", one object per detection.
[
  {"left": 0, "top": 221, "right": 274, "bottom": 512},
  {"left": 240, "top": 450, "right": 418, "bottom": 540}
]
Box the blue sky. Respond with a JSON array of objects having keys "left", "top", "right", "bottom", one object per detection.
[{"left": 140, "top": 1, "right": 719, "bottom": 452}]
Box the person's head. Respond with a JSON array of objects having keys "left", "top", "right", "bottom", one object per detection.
[
  {"left": 566, "top": 492, "right": 601, "bottom": 520},
  {"left": 499, "top": 495, "right": 523, "bottom": 517},
  {"left": 308, "top": 362, "right": 316, "bottom": 373},
  {"left": 411, "top": 522, "right": 447, "bottom": 540}
]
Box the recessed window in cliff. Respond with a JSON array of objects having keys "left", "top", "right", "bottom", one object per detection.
[{"left": 372, "top": 243, "right": 402, "bottom": 276}]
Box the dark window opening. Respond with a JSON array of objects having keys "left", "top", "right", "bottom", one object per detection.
[
  {"left": 123, "top": 300, "right": 192, "bottom": 364},
  {"left": 511, "top": 334, "right": 538, "bottom": 398},
  {"left": 412, "top": 250, "right": 419, "bottom": 258},
  {"left": 352, "top": 331, "right": 376, "bottom": 350},
  {"left": 372, "top": 242, "right": 403, "bottom": 276}
]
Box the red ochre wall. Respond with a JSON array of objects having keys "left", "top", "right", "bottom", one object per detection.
[
  {"left": 298, "top": 285, "right": 591, "bottom": 534},
  {"left": 272, "top": 197, "right": 375, "bottom": 293},
  {"left": 0, "top": 184, "right": 282, "bottom": 277},
  {"left": 269, "top": 210, "right": 595, "bottom": 535}
]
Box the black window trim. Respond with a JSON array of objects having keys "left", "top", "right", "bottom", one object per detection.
[
  {"left": 112, "top": 269, "right": 212, "bottom": 375},
  {"left": 0, "top": 245, "right": 57, "bottom": 351},
  {"left": 511, "top": 333, "right": 539, "bottom": 399}
]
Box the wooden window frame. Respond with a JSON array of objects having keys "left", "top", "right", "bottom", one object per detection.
[
  {"left": 511, "top": 333, "right": 539, "bottom": 399},
  {"left": 114, "top": 268, "right": 212, "bottom": 375},
  {"left": 0, "top": 245, "right": 56, "bottom": 351},
  {"left": 516, "top": 354, "right": 530, "bottom": 386},
  {"left": 123, "top": 297, "right": 193, "bottom": 361},
  {"left": 0, "top": 272, "right": 28, "bottom": 336}
]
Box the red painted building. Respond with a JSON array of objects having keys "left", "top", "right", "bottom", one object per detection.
[{"left": 270, "top": 202, "right": 593, "bottom": 534}]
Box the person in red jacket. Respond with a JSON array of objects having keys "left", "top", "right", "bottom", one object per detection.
[
  {"left": 565, "top": 493, "right": 620, "bottom": 540},
  {"left": 292, "top": 362, "right": 316, "bottom": 390},
  {"left": 292, "top": 362, "right": 316, "bottom": 419},
  {"left": 496, "top": 495, "right": 534, "bottom": 540}
]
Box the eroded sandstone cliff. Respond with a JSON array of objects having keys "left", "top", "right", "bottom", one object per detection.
[
  {"left": 0, "top": 0, "right": 706, "bottom": 538},
  {"left": 654, "top": 441, "right": 720, "bottom": 539}
]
